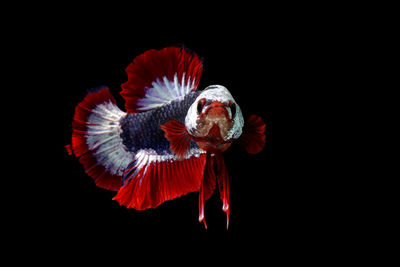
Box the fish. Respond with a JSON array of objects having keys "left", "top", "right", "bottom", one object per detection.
[{"left": 65, "top": 46, "right": 266, "bottom": 229}]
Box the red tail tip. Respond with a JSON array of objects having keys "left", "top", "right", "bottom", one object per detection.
[{"left": 201, "top": 218, "right": 208, "bottom": 229}]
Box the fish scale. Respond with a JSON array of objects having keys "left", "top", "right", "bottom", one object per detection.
[{"left": 119, "top": 91, "right": 201, "bottom": 155}]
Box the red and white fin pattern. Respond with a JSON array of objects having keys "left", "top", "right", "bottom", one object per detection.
[
  {"left": 71, "top": 88, "right": 134, "bottom": 191},
  {"left": 111, "top": 148, "right": 232, "bottom": 229},
  {"left": 120, "top": 47, "right": 203, "bottom": 113},
  {"left": 113, "top": 149, "right": 207, "bottom": 210}
]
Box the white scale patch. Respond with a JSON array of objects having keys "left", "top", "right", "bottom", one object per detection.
[
  {"left": 86, "top": 101, "right": 134, "bottom": 176},
  {"left": 126, "top": 148, "right": 206, "bottom": 181},
  {"left": 136, "top": 73, "right": 197, "bottom": 111},
  {"left": 185, "top": 85, "right": 244, "bottom": 140}
]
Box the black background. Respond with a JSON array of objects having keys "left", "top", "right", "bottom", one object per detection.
[
  {"left": 24, "top": 8, "right": 348, "bottom": 256},
  {"left": 4, "top": 2, "right": 388, "bottom": 263}
]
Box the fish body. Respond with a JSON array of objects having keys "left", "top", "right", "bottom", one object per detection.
[
  {"left": 120, "top": 91, "right": 200, "bottom": 155},
  {"left": 66, "top": 47, "right": 266, "bottom": 229}
]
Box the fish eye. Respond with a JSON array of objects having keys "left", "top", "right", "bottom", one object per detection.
[
  {"left": 197, "top": 98, "right": 206, "bottom": 114},
  {"left": 230, "top": 101, "right": 236, "bottom": 118}
]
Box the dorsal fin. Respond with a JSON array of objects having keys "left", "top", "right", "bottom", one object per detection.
[{"left": 120, "top": 46, "right": 203, "bottom": 113}]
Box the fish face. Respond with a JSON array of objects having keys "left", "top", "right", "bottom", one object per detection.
[{"left": 185, "top": 85, "right": 244, "bottom": 151}]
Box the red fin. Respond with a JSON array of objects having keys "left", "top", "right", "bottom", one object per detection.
[
  {"left": 203, "top": 154, "right": 216, "bottom": 200},
  {"left": 64, "top": 144, "right": 73, "bottom": 155},
  {"left": 79, "top": 152, "right": 122, "bottom": 190},
  {"left": 215, "top": 152, "right": 230, "bottom": 229},
  {"left": 198, "top": 153, "right": 217, "bottom": 228},
  {"left": 113, "top": 153, "right": 207, "bottom": 210},
  {"left": 70, "top": 87, "right": 127, "bottom": 191},
  {"left": 199, "top": 178, "right": 207, "bottom": 229},
  {"left": 239, "top": 114, "right": 266, "bottom": 154},
  {"left": 120, "top": 46, "right": 203, "bottom": 113},
  {"left": 161, "top": 120, "right": 192, "bottom": 159}
]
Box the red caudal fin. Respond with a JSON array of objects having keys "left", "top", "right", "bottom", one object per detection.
[
  {"left": 239, "top": 114, "right": 266, "bottom": 154},
  {"left": 161, "top": 120, "right": 192, "bottom": 159},
  {"left": 120, "top": 46, "right": 203, "bottom": 113},
  {"left": 113, "top": 150, "right": 207, "bottom": 210},
  {"left": 70, "top": 87, "right": 134, "bottom": 191}
]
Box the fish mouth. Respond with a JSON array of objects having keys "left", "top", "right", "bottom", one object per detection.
[
  {"left": 191, "top": 121, "right": 233, "bottom": 152},
  {"left": 192, "top": 104, "right": 234, "bottom": 145}
]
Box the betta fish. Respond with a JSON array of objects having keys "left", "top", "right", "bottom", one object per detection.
[{"left": 66, "top": 46, "right": 266, "bottom": 229}]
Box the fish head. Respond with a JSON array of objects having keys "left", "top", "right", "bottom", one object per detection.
[{"left": 185, "top": 85, "right": 244, "bottom": 152}]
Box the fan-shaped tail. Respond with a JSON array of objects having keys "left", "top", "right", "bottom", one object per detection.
[{"left": 68, "top": 87, "right": 134, "bottom": 191}]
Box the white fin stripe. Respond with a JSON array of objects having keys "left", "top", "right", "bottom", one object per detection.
[
  {"left": 186, "top": 76, "right": 192, "bottom": 94},
  {"left": 133, "top": 148, "right": 205, "bottom": 164},
  {"left": 151, "top": 80, "right": 171, "bottom": 101},
  {"left": 175, "top": 73, "right": 181, "bottom": 97},
  {"left": 85, "top": 130, "right": 114, "bottom": 135},
  {"left": 180, "top": 72, "right": 186, "bottom": 97},
  {"left": 191, "top": 78, "right": 196, "bottom": 91},
  {"left": 86, "top": 102, "right": 134, "bottom": 176},
  {"left": 137, "top": 97, "right": 169, "bottom": 106},
  {"left": 142, "top": 91, "right": 169, "bottom": 103},
  {"left": 87, "top": 135, "right": 116, "bottom": 150},
  {"left": 137, "top": 73, "right": 198, "bottom": 111},
  {"left": 163, "top": 76, "right": 175, "bottom": 99},
  {"left": 80, "top": 106, "right": 118, "bottom": 121},
  {"left": 95, "top": 102, "right": 125, "bottom": 116},
  {"left": 125, "top": 148, "right": 205, "bottom": 186},
  {"left": 84, "top": 124, "right": 119, "bottom": 130},
  {"left": 136, "top": 103, "right": 165, "bottom": 111}
]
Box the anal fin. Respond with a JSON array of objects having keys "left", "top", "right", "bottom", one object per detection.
[
  {"left": 215, "top": 152, "right": 230, "bottom": 229},
  {"left": 113, "top": 150, "right": 207, "bottom": 211},
  {"left": 198, "top": 153, "right": 217, "bottom": 228}
]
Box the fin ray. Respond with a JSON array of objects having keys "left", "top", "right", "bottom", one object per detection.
[
  {"left": 113, "top": 149, "right": 207, "bottom": 210},
  {"left": 239, "top": 114, "right": 266, "bottom": 154},
  {"left": 70, "top": 87, "right": 134, "bottom": 191},
  {"left": 120, "top": 47, "right": 203, "bottom": 113},
  {"left": 160, "top": 120, "right": 192, "bottom": 158}
]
